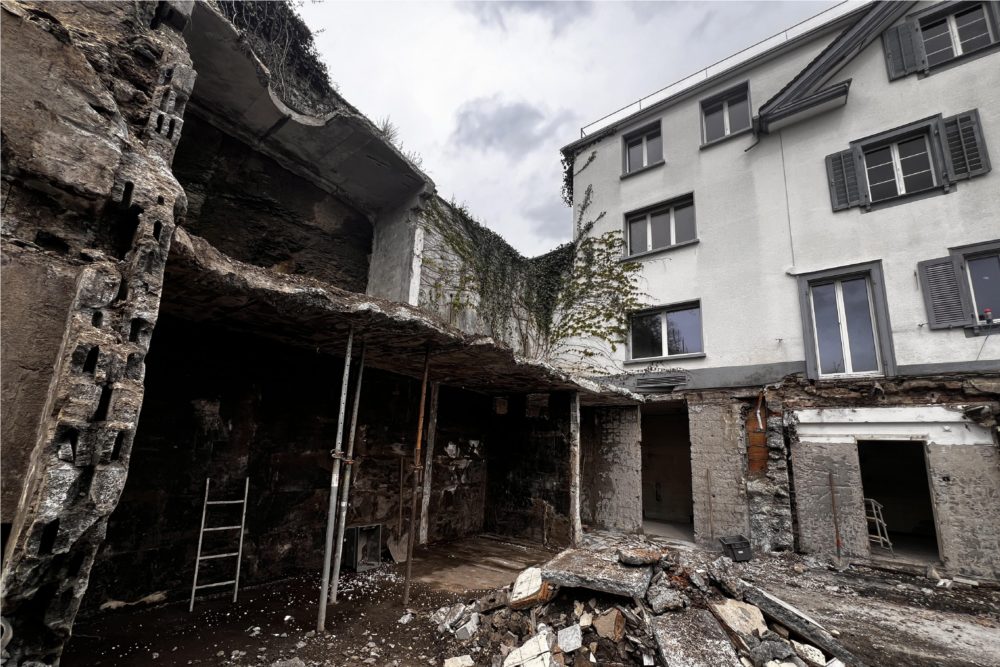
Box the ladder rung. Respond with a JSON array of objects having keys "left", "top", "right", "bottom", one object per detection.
[
  {"left": 203, "top": 525, "right": 241, "bottom": 532},
  {"left": 206, "top": 500, "right": 244, "bottom": 505},
  {"left": 199, "top": 552, "right": 239, "bottom": 561},
  {"left": 195, "top": 580, "right": 236, "bottom": 590}
]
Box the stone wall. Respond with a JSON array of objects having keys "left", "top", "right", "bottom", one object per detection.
[
  {"left": 486, "top": 392, "right": 573, "bottom": 547},
  {"left": 171, "top": 113, "right": 374, "bottom": 292},
  {"left": 745, "top": 398, "right": 795, "bottom": 553},
  {"left": 580, "top": 405, "right": 642, "bottom": 532}
]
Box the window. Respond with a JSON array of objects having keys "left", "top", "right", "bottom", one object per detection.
[
  {"left": 918, "top": 239, "right": 1000, "bottom": 333},
  {"left": 863, "top": 135, "right": 936, "bottom": 202},
  {"left": 701, "top": 83, "right": 751, "bottom": 144},
  {"left": 797, "top": 262, "right": 896, "bottom": 380},
  {"left": 622, "top": 123, "right": 663, "bottom": 174},
  {"left": 825, "top": 109, "right": 991, "bottom": 211},
  {"left": 630, "top": 302, "right": 703, "bottom": 360},
  {"left": 625, "top": 196, "right": 696, "bottom": 256},
  {"left": 883, "top": 3, "right": 1000, "bottom": 79}
]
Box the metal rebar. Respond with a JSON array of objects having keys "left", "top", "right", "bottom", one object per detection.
[
  {"left": 402, "top": 350, "right": 431, "bottom": 606},
  {"left": 330, "top": 343, "right": 365, "bottom": 604},
  {"left": 317, "top": 326, "right": 354, "bottom": 633}
]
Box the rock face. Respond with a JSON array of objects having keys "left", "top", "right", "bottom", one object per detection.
[{"left": 0, "top": 1, "right": 194, "bottom": 662}]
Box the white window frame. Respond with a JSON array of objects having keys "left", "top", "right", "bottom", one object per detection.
[
  {"left": 629, "top": 303, "right": 703, "bottom": 360},
  {"left": 922, "top": 4, "right": 995, "bottom": 63},
  {"left": 625, "top": 129, "right": 661, "bottom": 173},
  {"left": 701, "top": 89, "right": 749, "bottom": 143},
  {"left": 626, "top": 200, "right": 693, "bottom": 255},
  {"left": 863, "top": 135, "right": 936, "bottom": 201},
  {"left": 808, "top": 277, "right": 883, "bottom": 378}
]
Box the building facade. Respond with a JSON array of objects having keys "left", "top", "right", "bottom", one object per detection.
[{"left": 563, "top": 1, "right": 1000, "bottom": 577}]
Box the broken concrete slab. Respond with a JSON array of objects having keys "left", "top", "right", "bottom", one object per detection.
[
  {"left": 455, "top": 613, "right": 480, "bottom": 641},
  {"left": 443, "top": 657, "right": 475, "bottom": 667},
  {"left": 646, "top": 578, "right": 689, "bottom": 613},
  {"left": 617, "top": 546, "right": 664, "bottom": 566},
  {"left": 510, "top": 567, "right": 555, "bottom": 610},
  {"left": 744, "top": 587, "right": 866, "bottom": 667},
  {"left": 651, "top": 608, "right": 743, "bottom": 667},
  {"left": 542, "top": 548, "right": 653, "bottom": 598},
  {"left": 503, "top": 633, "right": 552, "bottom": 667},
  {"left": 792, "top": 639, "right": 826, "bottom": 667}
]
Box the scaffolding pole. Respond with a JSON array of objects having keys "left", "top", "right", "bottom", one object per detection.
[
  {"left": 569, "top": 391, "right": 582, "bottom": 546},
  {"left": 418, "top": 383, "right": 440, "bottom": 545},
  {"left": 329, "top": 343, "right": 366, "bottom": 603},
  {"left": 317, "top": 326, "right": 353, "bottom": 633},
  {"left": 402, "top": 350, "right": 431, "bottom": 606}
]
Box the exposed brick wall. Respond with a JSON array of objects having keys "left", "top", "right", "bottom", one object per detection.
[
  {"left": 688, "top": 399, "right": 750, "bottom": 547},
  {"left": 926, "top": 444, "right": 1000, "bottom": 579},
  {"left": 580, "top": 406, "right": 642, "bottom": 533},
  {"left": 746, "top": 399, "right": 795, "bottom": 553}
]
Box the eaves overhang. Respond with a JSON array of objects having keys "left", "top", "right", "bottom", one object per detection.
[
  {"left": 183, "top": 2, "right": 433, "bottom": 216},
  {"left": 758, "top": 79, "right": 851, "bottom": 134}
]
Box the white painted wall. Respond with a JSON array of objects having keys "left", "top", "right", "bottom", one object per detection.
[{"left": 571, "top": 3, "right": 1000, "bottom": 377}]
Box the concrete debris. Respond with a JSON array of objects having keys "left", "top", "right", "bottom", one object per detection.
[
  {"left": 510, "top": 567, "right": 554, "bottom": 609},
  {"left": 646, "top": 574, "right": 689, "bottom": 613},
  {"left": 792, "top": 639, "right": 827, "bottom": 667},
  {"left": 556, "top": 624, "right": 582, "bottom": 652},
  {"left": 617, "top": 546, "right": 664, "bottom": 566},
  {"left": 542, "top": 548, "right": 653, "bottom": 598},
  {"left": 952, "top": 576, "right": 979, "bottom": 587},
  {"left": 579, "top": 612, "right": 592, "bottom": 628},
  {"left": 269, "top": 658, "right": 306, "bottom": 667},
  {"left": 455, "top": 613, "right": 480, "bottom": 641},
  {"left": 503, "top": 633, "right": 551, "bottom": 667},
  {"left": 443, "top": 656, "right": 475, "bottom": 667},
  {"left": 651, "top": 608, "right": 743, "bottom": 667},
  {"left": 593, "top": 609, "right": 625, "bottom": 641},
  {"left": 710, "top": 598, "right": 769, "bottom": 640},
  {"left": 398, "top": 612, "right": 413, "bottom": 625}
]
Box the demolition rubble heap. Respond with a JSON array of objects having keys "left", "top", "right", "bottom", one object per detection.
[{"left": 432, "top": 536, "right": 857, "bottom": 667}]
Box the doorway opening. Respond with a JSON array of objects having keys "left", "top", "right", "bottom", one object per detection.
[
  {"left": 857, "top": 440, "right": 940, "bottom": 564},
  {"left": 641, "top": 401, "right": 694, "bottom": 542}
]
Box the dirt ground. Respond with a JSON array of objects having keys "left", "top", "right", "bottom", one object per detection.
[{"left": 62, "top": 535, "right": 1000, "bottom": 667}]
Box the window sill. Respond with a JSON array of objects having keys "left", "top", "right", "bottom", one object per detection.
[
  {"left": 620, "top": 160, "right": 665, "bottom": 180},
  {"left": 814, "top": 371, "right": 885, "bottom": 381},
  {"left": 625, "top": 352, "right": 706, "bottom": 365},
  {"left": 861, "top": 183, "right": 954, "bottom": 213},
  {"left": 700, "top": 126, "right": 753, "bottom": 150},
  {"left": 967, "top": 322, "right": 1000, "bottom": 337},
  {"left": 621, "top": 238, "right": 699, "bottom": 262}
]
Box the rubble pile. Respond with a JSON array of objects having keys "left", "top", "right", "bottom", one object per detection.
[{"left": 433, "top": 541, "right": 861, "bottom": 667}]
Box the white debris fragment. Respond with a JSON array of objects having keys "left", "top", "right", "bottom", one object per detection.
[
  {"left": 557, "top": 624, "right": 582, "bottom": 653},
  {"left": 398, "top": 612, "right": 413, "bottom": 625},
  {"left": 443, "top": 656, "right": 474, "bottom": 667}
]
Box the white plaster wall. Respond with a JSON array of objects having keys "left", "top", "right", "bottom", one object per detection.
[{"left": 572, "top": 6, "right": 1000, "bottom": 376}]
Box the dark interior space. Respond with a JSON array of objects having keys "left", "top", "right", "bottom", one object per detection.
[
  {"left": 640, "top": 401, "right": 693, "bottom": 540},
  {"left": 858, "top": 440, "right": 940, "bottom": 562},
  {"left": 171, "top": 112, "right": 373, "bottom": 291}
]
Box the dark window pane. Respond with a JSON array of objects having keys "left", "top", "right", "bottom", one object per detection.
[
  {"left": 956, "top": 6, "right": 991, "bottom": 51},
  {"left": 650, "top": 211, "right": 670, "bottom": 249},
  {"left": 727, "top": 94, "right": 751, "bottom": 133},
  {"left": 812, "top": 283, "right": 845, "bottom": 375},
  {"left": 666, "top": 307, "right": 702, "bottom": 355},
  {"left": 627, "top": 139, "right": 644, "bottom": 172},
  {"left": 646, "top": 132, "right": 662, "bottom": 164},
  {"left": 841, "top": 278, "right": 879, "bottom": 373},
  {"left": 703, "top": 103, "right": 725, "bottom": 142},
  {"left": 897, "top": 136, "right": 928, "bottom": 160},
  {"left": 960, "top": 31, "right": 993, "bottom": 53},
  {"left": 674, "top": 203, "right": 696, "bottom": 243},
  {"left": 866, "top": 162, "right": 897, "bottom": 186},
  {"left": 869, "top": 181, "right": 899, "bottom": 202},
  {"left": 632, "top": 312, "right": 663, "bottom": 358},
  {"left": 903, "top": 170, "right": 935, "bottom": 192},
  {"left": 628, "top": 217, "right": 647, "bottom": 255},
  {"left": 968, "top": 254, "right": 1000, "bottom": 321},
  {"left": 921, "top": 18, "right": 955, "bottom": 65},
  {"left": 955, "top": 5, "right": 986, "bottom": 29},
  {"left": 865, "top": 146, "right": 893, "bottom": 167}
]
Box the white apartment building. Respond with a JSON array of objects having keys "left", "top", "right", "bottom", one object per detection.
[{"left": 564, "top": 1, "right": 1000, "bottom": 579}]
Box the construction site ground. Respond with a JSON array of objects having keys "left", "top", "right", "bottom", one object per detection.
[{"left": 61, "top": 533, "right": 1000, "bottom": 667}]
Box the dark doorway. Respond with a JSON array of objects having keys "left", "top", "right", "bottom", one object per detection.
[
  {"left": 858, "top": 440, "right": 940, "bottom": 563},
  {"left": 640, "top": 402, "right": 694, "bottom": 542}
]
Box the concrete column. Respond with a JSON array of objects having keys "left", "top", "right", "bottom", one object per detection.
[{"left": 569, "top": 392, "right": 582, "bottom": 546}]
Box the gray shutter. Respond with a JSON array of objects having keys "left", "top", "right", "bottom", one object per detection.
[
  {"left": 939, "top": 109, "right": 992, "bottom": 181},
  {"left": 882, "top": 21, "right": 924, "bottom": 80},
  {"left": 825, "top": 150, "right": 861, "bottom": 211},
  {"left": 917, "top": 256, "right": 970, "bottom": 329}
]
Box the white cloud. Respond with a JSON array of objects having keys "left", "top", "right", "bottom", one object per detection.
[{"left": 298, "top": 0, "right": 836, "bottom": 255}]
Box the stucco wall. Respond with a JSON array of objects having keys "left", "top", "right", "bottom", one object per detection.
[
  {"left": 580, "top": 405, "right": 642, "bottom": 532},
  {"left": 570, "top": 4, "right": 1000, "bottom": 379}
]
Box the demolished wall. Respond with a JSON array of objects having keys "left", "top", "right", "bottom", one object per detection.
[{"left": 580, "top": 405, "right": 642, "bottom": 533}]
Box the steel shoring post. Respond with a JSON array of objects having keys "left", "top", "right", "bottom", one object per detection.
[
  {"left": 330, "top": 343, "right": 366, "bottom": 604},
  {"left": 569, "top": 392, "right": 582, "bottom": 547},
  {"left": 402, "top": 350, "right": 431, "bottom": 607},
  {"left": 317, "top": 326, "right": 354, "bottom": 633}
]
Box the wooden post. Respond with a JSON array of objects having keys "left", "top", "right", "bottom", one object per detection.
[
  {"left": 568, "top": 391, "right": 582, "bottom": 546},
  {"left": 419, "top": 382, "right": 440, "bottom": 545},
  {"left": 402, "top": 351, "right": 431, "bottom": 606},
  {"left": 330, "top": 343, "right": 365, "bottom": 603},
  {"left": 317, "top": 327, "right": 353, "bottom": 633}
]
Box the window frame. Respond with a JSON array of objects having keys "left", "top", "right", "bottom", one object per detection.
[
  {"left": 863, "top": 134, "right": 937, "bottom": 203},
  {"left": 699, "top": 81, "right": 752, "bottom": 147},
  {"left": 797, "top": 261, "right": 896, "bottom": 381},
  {"left": 916, "top": 1, "right": 1000, "bottom": 70},
  {"left": 621, "top": 121, "right": 664, "bottom": 176},
  {"left": 627, "top": 300, "right": 705, "bottom": 363},
  {"left": 622, "top": 194, "right": 697, "bottom": 259},
  {"left": 950, "top": 239, "right": 1000, "bottom": 332}
]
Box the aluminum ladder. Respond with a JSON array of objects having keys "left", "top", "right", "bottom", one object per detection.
[
  {"left": 864, "top": 497, "right": 893, "bottom": 553},
  {"left": 189, "top": 477, "right": 249, "bottom": 611}
]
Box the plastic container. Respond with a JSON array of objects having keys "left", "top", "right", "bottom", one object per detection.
[{"left": 719, "top": 535, "right": 752, "bottom": 562}]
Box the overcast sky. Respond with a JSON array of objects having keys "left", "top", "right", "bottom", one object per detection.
[{"left": 298, "top": 0, "right": 837, "bottom": 256}]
